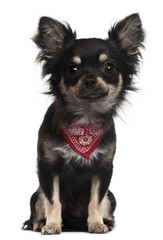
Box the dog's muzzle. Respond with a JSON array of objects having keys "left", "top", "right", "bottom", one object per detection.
[{"left": 75, "top": 77, "right": 109, "bottom": 101}]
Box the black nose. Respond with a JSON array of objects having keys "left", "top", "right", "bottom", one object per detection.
[{"left": 84, "top": 78, "right": 97, "bottom": 89}]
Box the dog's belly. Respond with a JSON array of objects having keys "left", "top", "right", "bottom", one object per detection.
[{"left": 59, "top": 162, "right": 91, "bottom": 217}]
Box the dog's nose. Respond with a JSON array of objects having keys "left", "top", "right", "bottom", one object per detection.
[{"left": 84, "top": 78, "right": 97, "bottom": 89}]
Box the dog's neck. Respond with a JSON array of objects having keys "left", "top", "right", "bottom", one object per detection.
[{"left": 55, "top": 100, "right": 114, "bottom": 126}]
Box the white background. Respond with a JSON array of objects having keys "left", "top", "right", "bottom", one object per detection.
[{"left": 0, "top": 0, "right": 163, "bottom": 239}]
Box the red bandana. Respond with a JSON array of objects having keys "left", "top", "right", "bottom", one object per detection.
[{"left": 61, "top": 122, "right": 104, "bottom": 160}]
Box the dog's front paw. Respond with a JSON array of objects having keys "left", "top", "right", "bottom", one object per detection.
[
  {"left": 88, "top": 222, "right": 108, "bottom": 233},
  {"left": 41, "top": 223, "right": 61, "bottom": 235}
]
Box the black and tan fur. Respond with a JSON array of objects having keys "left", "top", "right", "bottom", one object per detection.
[{"left": 22, "top": 14, "right": 145, "bottom": 234}]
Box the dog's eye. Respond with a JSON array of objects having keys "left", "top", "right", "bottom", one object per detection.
[
  {"left": 104, "top": 63, "right": 115, "bottom": 75},
  {"left": 67, "top": 64, "right": 79, "bottom": 77}
]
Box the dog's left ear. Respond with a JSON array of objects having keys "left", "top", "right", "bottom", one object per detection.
[
  {"left": 108, "top": 13, "right": 145, "bottom": 69},
  {"left": 33, "top": 17, "right": 76, "bottom": 62}
]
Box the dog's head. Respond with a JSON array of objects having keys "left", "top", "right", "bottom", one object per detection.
[{"left": 33, "top": 14, "right": 145, "bottom": 117}]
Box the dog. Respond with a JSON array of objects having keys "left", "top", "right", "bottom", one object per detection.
[{"left": 22, "top": 13, "right": 145, "bottom": 234}]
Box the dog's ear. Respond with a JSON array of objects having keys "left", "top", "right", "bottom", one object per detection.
[
  {"left": 33, "top": 17, "right": 76, "bottom": 62},
  {"left": 108, "top": 13, "right": 145, "bottom": 69}
]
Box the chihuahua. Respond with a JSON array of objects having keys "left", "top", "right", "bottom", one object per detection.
[{"left": 22, "top": 13, "right": 145, "bottom": 234}]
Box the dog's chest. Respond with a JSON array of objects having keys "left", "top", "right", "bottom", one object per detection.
[
  {"left": 52, "top": 143, "right": 104, "bottom": 166},
  {"left": 43, "top": 117, "right": 116, "bottom": 165}
]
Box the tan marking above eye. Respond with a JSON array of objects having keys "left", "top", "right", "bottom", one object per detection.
[
  {"left": 72, "top": 56, "right": 82, "bottom": 65},
  {"left": 99, "top": 53, "right": 108, "bottom": 63}
]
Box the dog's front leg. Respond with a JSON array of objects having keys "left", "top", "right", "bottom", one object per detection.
[
  {"left": 41, "top": 176, "right": 62, "bottom": 235},
  {"left": 87, "top": 176, "right": 108, "bottom": 233}
]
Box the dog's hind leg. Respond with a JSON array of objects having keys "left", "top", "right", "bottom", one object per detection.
[
  {"left": 22, "top": 189, "right": 45, "bottom": 231},
  {"left": 103, "top": 190, "right": 116, "bottom": 231}
]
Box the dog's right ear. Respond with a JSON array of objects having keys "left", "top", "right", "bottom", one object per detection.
[{"left": 33, "top": 17, "right": 76, "bottom": 62}]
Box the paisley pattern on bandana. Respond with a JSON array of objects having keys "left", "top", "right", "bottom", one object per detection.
[{"left": 61, "top": 122, "right": 104, "bottom": 160}]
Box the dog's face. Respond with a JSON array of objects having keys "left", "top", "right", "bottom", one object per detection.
[
  {"left": 34, "top": 14, "right": 144, "bottom": 114},
  {"left": 59, "top": 39, "right": 123, "bottom": 107}
]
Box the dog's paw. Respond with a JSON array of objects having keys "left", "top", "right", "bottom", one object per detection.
[
  {"left": 41, "top": 223, "right": 61, "bottom": 235},
  {"left": 88, "top": 222, "right": 108, "bottom": 233},
  {"left": 33, "top": 220, "right": 45, "bottom": 232},
  {"left": 104, "top": 219, "right": 115, "bottom": 232}
]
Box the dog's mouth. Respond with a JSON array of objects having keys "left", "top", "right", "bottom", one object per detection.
[{"left": 75, "top": 89, "right": 109, "bottom": 101}]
